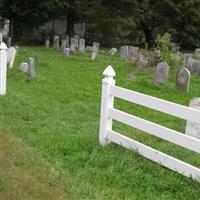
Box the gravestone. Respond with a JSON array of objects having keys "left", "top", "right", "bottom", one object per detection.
[
  {"left": 53, "top": 36, "right": 59, "bottom": 50},
  {"left": 86, "top": 46, "right": 93, "bottom": 52},
  {"left": 186, "top": 58, "right": 200, "bottom": 77},
  {"left": 18, "top": 62, "right": 29, "bottom": 73},
  {"left": 66, "top": 35, "right": 70, "bottom": 48},
  {"left": 7, "top": 47, "right": 17, "bottom": 69},
  {"left": 120, "top": 46, "right": 129, "bottom": 60},
  {"left": 137, "top": 53, "right": 149, "bottom": 68},
  {"left": 45, "top": 38, "right": 50, "bottom": 48},
  {"left": 79, "top": 39, "right": 85, "bottom": 54},
  {"left": 184, "top": 53, "right": 193, "bottom": 67},
  {"left": 155, "top": 62, "right": 170, "bottom": 85},
  {"left": 0, "top": 32, "right": 2, "bottom": 43},
  {"left": 61, "top": 35, "right": 68, "bottom": 50},
  {"left": 63, "top": 48, "right": 70, "bottom": 57},
  {"left": 28, "top": 58, "right": 36, "bottom": 78},
  {"left": 176, "top": 67, "right": 190, "bottom": 92},
  {"left": 185, "top": 98, "right": 200, "bottom": 139},
  {"left": 129, "top": 46, "right": 139, "bottom": 60},
  {"left": 14, "top": 46, "right": 19, "bottom": 54},
  {"left": 195, "top": 48, "right": 200, "bottom": 60},
  {"left": 7, "top": 37, "right": 12, "bottom": 48},
  {"left": 109, "top": 48, "right": 117, "bottom": 55},
  {"left": 74, "top": 35, "right": 79, "bottom": 48},
  {"left": 70, "top": 37, "right": 76, "bottom": 52},
  {"left": 91, "top": 42, "right": 100, "bottom": 60}
]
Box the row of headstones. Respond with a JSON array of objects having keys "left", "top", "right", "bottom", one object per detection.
[
  {"left": 155, "top": 62, "right": 190, "bottom": 92},
  {"left": 46, "top": 35, "right": 101, "bottom": 60},
  {"left": 120, "top": 45, "right": 149, "bottom": 67}
]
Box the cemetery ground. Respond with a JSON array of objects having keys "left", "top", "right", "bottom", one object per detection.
[{"left": 1, "top": 47, "right": 200, "bottom": 200}]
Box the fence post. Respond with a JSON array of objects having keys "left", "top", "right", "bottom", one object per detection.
[
  {"left": 0, "top": 43, "right": 8, "bottom": 96},
  {"left": 99, "top": 65, "right": 116, "bottom": 145}
]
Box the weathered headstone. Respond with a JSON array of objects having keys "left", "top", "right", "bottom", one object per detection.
[
  {"left": 109, "top": 48, "right": 117, "bottom": 55},
  {"left": 120, "top": 46, "right": 129, "bottom": 60},
  {"left": 86, "top": 46, "right": 93, "bottom": 52},
  {"left": 28, "top": 58, "right": 36, "bottom": 78},
  {"left": 186, "top": 58, "right": 200, "bottom": 77},
  {"left": 7, "top": 47, "right": 17, "bottom": 69},
  {"left": 70, "top": 37, "right": 76, "bottom": 52},
  {"left": 155, "top": 62, "right": 170, "bottom": 85},
  {"left": 61, "top": 35, "right": 67, "bottom": 50},
  {"left": 176, "top": 68, "right": 190, "bottom": 92},
  {"left": 185, "top": 98, "right": 200, "bottom": 139},
  {"left": 18, "top": 62, "right": 29, "bottom": 73},
  {"left": 129, "top": 46, "right": 139, "bottom": 60},
  {"left": 79, "top": 39, "right": 85, "bottom": 54},
  {"left": 0, "top": 32, "right": 2, "bottom": 44},
  {"left": 45, "top": 38, "right": 50, "bottom": 48},
  {"left": 63, "top": 48, "right": 70, "bottom": 57},
  {"left": 137, "top": 53, "right": 149, "bottom": 68},
  {"left": 14, "top": 45, "right": 19, "bottom": 53},
  {"left": 91, "top": 42, "right": 100, "bottom": 60},
  {"left": 66, "top": 35, "right": 70, "bottom": 48},
  {"left": 53, "top": 36, "right": 59, "bottom": 50},
  {"left": 195, "top": 48, "right": 200, "bottom": 60},
  {"left": 7, "top": 37, "right": 12, "bottom": 48},
  {"left": 74, "top": 35, "right": 79, "bottom": 48},
  {"left": 184, "top": 53, "right": 193, "bottom": 67}
]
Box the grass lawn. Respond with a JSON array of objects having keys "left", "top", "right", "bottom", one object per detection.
[{"left": 1, "top": 47, "right": 200, "bottom": 199}]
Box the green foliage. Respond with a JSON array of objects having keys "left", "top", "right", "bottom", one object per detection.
[{"left": 155, "top": 33, "right": 183, "bottom": 68}]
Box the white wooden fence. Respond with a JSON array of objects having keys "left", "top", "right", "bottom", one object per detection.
[
  {"left": 99, "top": 65, "right": 200, "bottom": 182},
  {"left": 0, "top": 42, "right": 8, "bottom": 96}
]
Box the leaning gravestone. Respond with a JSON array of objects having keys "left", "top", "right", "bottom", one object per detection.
[
  {"left": 63, "top": 48, "right": 70, "bottom": 57},
  {"left": 79, "top": 39, "right": 85, "bottom": 54},
  {"left": 120, "top": 46, "right": 129, "bottom": 60},
  {"left": 195, "top": 48, "right": 200, "bottom": 61},
  {"left": 7, "top": 47, "right": 17, "bottom": 69},
  {"left": 155, "top": 62, "right": 170, "bottom": 85},
  {"left": 28, "top": 58, "right": 36, "bottom": 78},
  {"left": 176, "top": 67, "right": 190, "bottom": 92},
  {"left": 186, "top": 58, "right": 200, "bottom": 77},
  {"left": 109, "top": 48, "right": 117, "bottom": 55},
  {"left": 129, "top": 46, "right": 139, "bottom": 60},
  {"left": 53, "top": 36, "right": 59, "bottom": 50},
  {"left": 91, "top": 42, "right": 100, "bottom": 60},
  {"left": 45, "top": 37, "right": 50, "bottom": 48},
  {"left": 18, "top": 62, "right": 29, "bottom": 73},
  {"left": 70, "top": 37, "right": 76, "bottom": 52},
  {"left": 185, "top": 98, "right": 200, "bottom": 139}
]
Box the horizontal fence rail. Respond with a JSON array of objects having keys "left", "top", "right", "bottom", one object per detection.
[
  {"left": 110, "top": 85, "right": 200, "bottom": 124},
  {"left": 99, "top": 66, "right": 200, "bottom": 182}
]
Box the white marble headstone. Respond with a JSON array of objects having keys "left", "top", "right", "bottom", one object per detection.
[
  {"left": 185, "top": 98, "right": 200, "bottom": 139},
  {"left": 7, "top": 47, "right": 17, "bottom": 69}
]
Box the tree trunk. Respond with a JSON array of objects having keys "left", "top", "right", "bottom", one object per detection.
[
  {"left": 67, "top": 12, "right": 75, "bottom": 37},
  {"left": 140, "top": 21, "right": 154, "bottom": 48}
]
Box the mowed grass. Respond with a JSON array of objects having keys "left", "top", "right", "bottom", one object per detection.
[{"left": 1, "top": 47, "right": 200, "bottom": 199}]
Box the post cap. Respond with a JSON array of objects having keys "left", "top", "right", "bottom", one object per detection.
[
  {"left": 103, "top": 65, "right": 116, "bottom": 78},
  {"left": 0, "top": 42, "right": 8, "bottom": 50}
]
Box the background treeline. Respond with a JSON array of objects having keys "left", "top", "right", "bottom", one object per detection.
[{"left": 0, "top": 0, "right": 200, "bottom": 49}]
